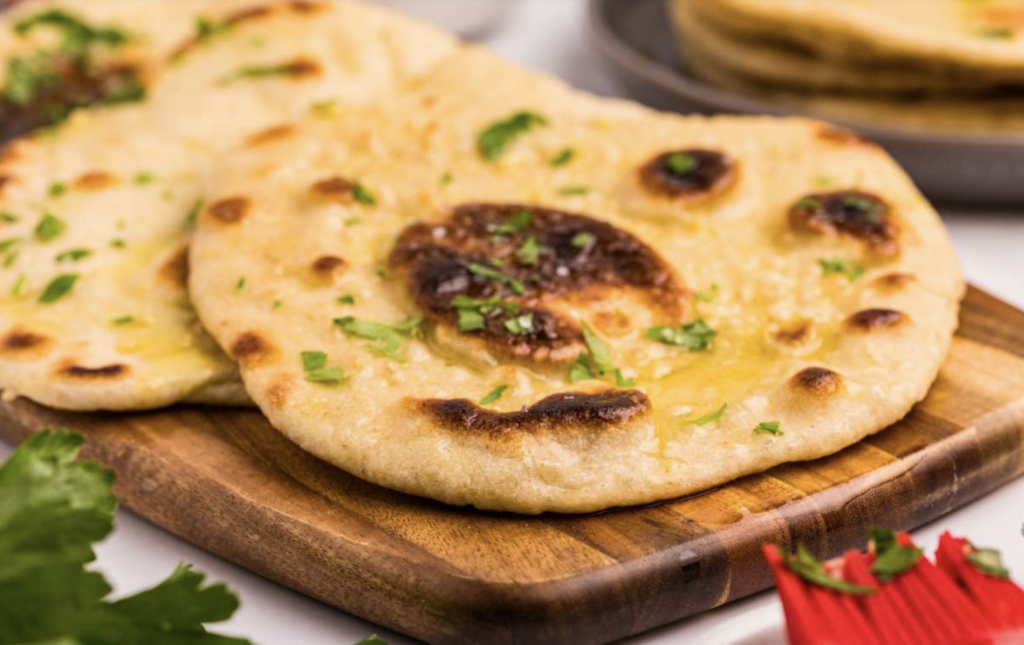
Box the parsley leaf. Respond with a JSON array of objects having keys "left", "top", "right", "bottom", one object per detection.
[
  {"left": 305, "top": 367, "right": 347, "bottom": 385},
  {"left": 646, "top": 319, "right": 716, "bottom": 350},
  {"left": 35, "top": 213, "right": 65, "bottom": 242},
  {"left": 334, "top": 316, "right": 421, "bottom": 363},
  {"left": 477, "top": 111, "right": 548, "bottom": 161},
  {"left": 515, "top": 235, "right": 540, "bottom": 266},
  {"left": 754, "top": 421, "right": 783, "bottom": 436},
  {"left": 457, "top": 308, "right": 485, "bottom": 332},
  {"left": 570, "top": 321, "right": 635, "bottom": 386},
  {"left": 550, "top": 148, "right": 576, "bottom": 167},
  {"left": 967, "top": 546, "right": 1011, "bottom": 579},
  {"left": 666, "top": 152, "right": 697, "bottom": 175},
  {"left": 495, "top": 209, "right": 533, "bottom": 236},
  {"left": 0, "top": 211, "right": 17, "bottom": 223},
  {"left": 466, "top": 262, "right": 525, "bottom": 295},
  {"left": 868, "top": 526, "right": 922, "bottom": 582},
  {"left": 55, "top": 247, "right": 90, "bottom": 262},
  {"left": 39, "top": 273, "right": 78, "bottom": 303},
  {"left": 559, "top": 185, "right": 589, "bottom": 196},
  {"left": 694, "top": 284, "right": 719, "bottom": 302},
  {"left": 581, "top": 321, "right": 615, "bottom": 375},
  {"left": 504, "top": 313, "right": 534, "bottom": 335},
  {"left": 218, "top": 62, "right": 307, "bottom": 85},
  {"left": 353, "top": 182, "right": 376, "bottom": 207},
  {"left": 235, "top": 276, "right": 246, "bottom": 291},
  {"left": 690, "top": 403, "right": 728, "bottom": 426},
  {"left": 112, "top": 315, "right": 135, "bottom": 325},
  {"left": 480, "top": 384, "right": 508, "bottom": 406},
  {"left": 338, "top": 294, "right": 356, "bottom": 305},
  {"left": 818, "top": 258, "right": 865, "bottom": 282},
  {"left": 300, "top": 350, "right": 327, "bottom": 372},
  {"left": 0, "top": 429, "right": 252, "bottom": 644},
  {"left": 783, "top": 544, "right": 876, "bottom": 596},
  {"left": 133, "top": 171, "right": 156, "bottom": 185},
  {"left": 48, "top": 182, "right": 66, "bottom": 198},
  {"left": 571, "top": 232, "right": 594, "bottom": 249},
  {"left": 568, "top": 351, "right": 596, "bottom": 383}
]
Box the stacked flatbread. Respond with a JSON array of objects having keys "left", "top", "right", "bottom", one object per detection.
[
  {"left": 670, "top": 0, "right": 1024, "bottom": 132},
  {"left": 1, "top": 1, "right": 964, "bottom": 513}
]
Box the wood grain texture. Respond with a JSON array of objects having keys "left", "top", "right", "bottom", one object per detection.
[{"left": 1, "top": 285, "right": 1022, "bottom": 645}]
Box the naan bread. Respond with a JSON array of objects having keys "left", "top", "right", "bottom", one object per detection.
[
  {"left": 188, "top": 48, "right": 963, "bottom": 514},
  {"left": 0, "top": 0, "right": 456, "bottom": 410}
]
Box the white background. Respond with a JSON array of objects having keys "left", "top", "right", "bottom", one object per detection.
[{"left": 4, "top": 1, "right": 1024, "bottom": 643}]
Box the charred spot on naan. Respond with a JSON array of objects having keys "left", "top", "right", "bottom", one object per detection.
[
  {"left": 159, "top": 246, "right": 190, "bottom": 289},
  {"left": 872, "top": 273, "right": 916, "bottom": 291},
  {"left": 230, "top": 331, "right": 277, "bottom": 366},
  {"left": 311, "top": 255, "right": 348, "bottom": 279},
  {"left": 0, "top": 175, "right": 13, "bottom": 195},
  {"left": 265, "top": 379, "right": 291, "bottom": 410},
  {"left": 74, "top": 171, "right": 120, "bottom": 191},
  {"left": 638, "top": 149, "right": 738, "bottom": 203},
  {"left": 766, "top": 319, "right": 819, "bottom": 355},
  {"left": 1, "top": 328, "right": 50, "bottom": 354},
  {"left": 246, "top": 124, "right": 296, "bottom": 147},
  {"left": 789, "top": 190, "right": 899, "bottom": 257},
  {"left": 815, "top": 125, "right": 876, "bottom": 148},
  {"left": 789, "top": 367, "right": 842, "bottom": 398},
  {"left": 57, "top": 361, "right": 129, "bottom": 380},
  {"left": 414, "top": 389, "right": 650, "bottom": 436},
  {"left": 391, "top": 203, "right": 687, "bottom": 364},
  {"left": 845, "top": 308, "right": 907, "bottom": 332},
  {"left": 269, "top": 57, "right": 322, "bottom": 80},
  {"left": 310, "top": 176, "right": 356, "bottom": 202},
  {"left": 169, "top": 2, "right": 328, "bottom": 60},
  {"left": 207, "top": 196, "right": 252, "bottom": 224}
]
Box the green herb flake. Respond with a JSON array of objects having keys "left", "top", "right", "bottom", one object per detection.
[
  {"left": 559, "top": 185, "right": 590, "bottom": 196},
  {"left": 235, "top": 276, "right": 246, "bottom": 291},
  {"left": 218, "top": 62, "right": 306, "bottom": 86},
  {"left": 133, "top": 171, "right": 157, "bottom": 185},
  {"left": 355, "top": 636, "right": 390, "bottom": 645},
  {"left": 690, "top": 403, "right": 728, "bottom": 426},
  {"left": 695, "top": 283, "right": 719, "bottom": 302},
  {"left": 516, "top": 235, "right": 541, "bottom": 266},
  {"left": 550, "top": 148, "right": 576, "bottom": 167},
  {"left": 440, "top": 171, "right": 453, "bottom": 186},
  {"left": 466, "top": 261, "right": 525, "bottom": 295},
  {"left": 353, "top": 181, "right": 376, "bottom": 207},
  {"left": 48, "top": 182, "right": 66, "bottom": 198},
  {"left": 868, "top": 526, "right": 923, "bottom": 582},
  {"left": 571, "top": 232, "right": 595, "bottom": 249},
  {"left": 792, "top": 196, "right": 823, "bottom": 211},
  {"left": 966, "top": 547, "right": 1011, "bottom": 579},
  {"left": 457, "top": 308, "right": 485, "bottom": 332},
  {"left": 272, "top": 299, "right": 282, "bottom": 310},
  {"left": 504, "top": 313, "right": 534, "bottom": 335},
  {"left": 666, "top": 152, "right": 697, "bottom": 176},
  {"left": 110, "top": 238, "right": 126, "bottom": 249},
  {"left": 818, "top": 258, "right": 866, "bottom": 282},
  {"left": 305, "top": 367, "right": 347, "bottom": 385},
  {"left": 783, "top": 543, "right": 876, "bottom": 596},
  {"left": 3, "top": 251, "right": 19, "bottom": 268},
  {"left": 0, "top": 211, "right": 17, "bottom": 223},
  {"left": 754, "top": 420, "right": 783, "bottom": 436},
  {"left": 311, "top": 98, "right": 337, "bottom": 116},
  {"left": 300, "top": 350, "right": 328, "bottom": 372},
  {"left": 338, "top": 294, "right": 356, "bottom": 306},
  {"left": 477, "top": 111, "right": 549, "bottom": 161},
  {"left": 645, "top": 319, "right": 716, "bottom": 351},
  {"left": 615, "top": 369, "right": 636, "bottom": 387},
  {"left": 38, "top": 272, "right": 78, "bottom": 303},
  {"left": 184, "top": 199, "right": 203, "bottom": 228},
  {"left": 111, "top": 315, "right": 135, "bottom": 325},
  {"left": 334, "top": 316, "right": 421, "bottom": 363},
  {"left": 480, "top": 384, "right": 509, "bottom": 406},
  {"left": 0, "top": 237, "right": 19, "bottom": 254},
  {"left": 11, "top": 273, "right": 27, "bottom": 297},
  {"left": 495, "top": 209, "right": 533, "bottom": 235},
  {"left": 34, "top": 212, "right": 65, "bottom": 242},
  {"left": 568, "top": 351, "right": 596, "bottom": 383},
  {"left": 581, "top": 321, "right": 615, "bottom": 375},
  {"left": 975, "top": 27, "right": 1014, "bottom": 39},
  {"left": 55, "top": 247, "right": 90, "bottom": 263}
]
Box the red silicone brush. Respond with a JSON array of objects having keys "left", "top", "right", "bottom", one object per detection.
[{"left": 765, "top": 529, "right": 1024, "bottom": 645}]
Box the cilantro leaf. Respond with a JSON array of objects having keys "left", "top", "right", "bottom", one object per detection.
[
  {"left": 466, "top": 262, "right": 524, "bottom": 295},
  {"left": 666, "top": 152, "right": 697, "bottom": 175},
  {"left": 35, "top": 213, "right": 65, "bottom": 243},
  {"left": 645, "top": 320, "right": 716, "bottom": 351},
  {"left": 477, "top": 111, "right": 548, "bottom": 161},
  {"left": 571, "top": 232, "right": 594, "bottom": 249},
  {"left": 818, "top": 258, "right": 865, "bottom": 282},
  {"left": 334, "top": 316, "right": 420, "bottom": 363},
  {"left": 480, "top": 384, "right": 508, "bottom": 406},
  {"left": 568, "top": 351, "right": 595, "bottom": 383},
  {"left": 55, "top": 248, "right": 90, "bottom": 263},
  {"left": 300, "top": 351, "right": 327, "bottom": 372},
  {"left": 754, "top": 421, "right": 783, "bottom": 436},
  {"left": 783, "top": 544, "right": 876, "bottom": 596},
  {"left": 504, "top": 313, "right": 534, "bottom": 335},
  {"left": 559, "top": 185, "right": 589, "bottom": 196},
  {"left": 580, "top": 321, "right": 615, "bottom": 375},
  {"left": 550, "top": 148, "right": 576, "bottom": 167},
  {"left": 305, "top": 367, "right": 347, "bottom": 385},
  {"left": 515, "top": 236, "right": 540, "bottom": 266},
  {"left": 39, "top": 273, "right": 78, "bottom": 303},
  {"left": 495, "top": 210, "right": 532, "bottom": 236},
  {"left": 689, "top": 403, "right": 727, "bottom": 426},
  {"left": 353, "top": 182, "right": 376, "bottom": 207}
]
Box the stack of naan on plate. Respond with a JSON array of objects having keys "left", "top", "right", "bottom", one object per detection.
[
  {"left": 670, "top": 0, "right": 1024, "bottom": 133},
  {"left": 0, "top": 1, "right": 964, "bottom": 513}
]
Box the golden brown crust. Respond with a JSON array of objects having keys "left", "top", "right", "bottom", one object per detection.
[
  {"left": 789, "top": 190, "right": 900, "bottom": 257},
  {"left": 789, "top": 366, "right": 842, "bottom": 397},
  {"left": 207, "top": 197, "right": 252, "bottom": 224},
  {"left": 845, "top": 308, "right": 908, "bottom": 332},
  {"left": 74, "top": 171, "right": 120, "bottom": 191},
  {"left": 414, "top": 389, "right": 650, "bottom": 437},
  {"left": 230, "top": 331, "right": 276, "bottom": 366}
]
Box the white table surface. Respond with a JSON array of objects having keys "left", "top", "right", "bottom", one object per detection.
[{"left": 5, "top": 1, "right": 1024, "bottom": 643}]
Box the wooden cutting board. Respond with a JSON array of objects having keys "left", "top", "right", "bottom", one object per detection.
[{"left": 2, "top": 285, "right": 1022, "bottom": 645}]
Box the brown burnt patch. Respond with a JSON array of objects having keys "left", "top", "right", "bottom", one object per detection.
[
  {"left": 74, "top": 171, "right": 119, "bottom": 191},
  {"left": 0, "top": 175, "right": 12, "bottom": 194},
  {"left": 815, "top": 125, "right": 875, "bottom": 148},
  {"left": 58, "top": 362, "right": 128, "bottom": 379},
  {"left": 789, "top": 190, "right": 899, "bottom": 257},
  {"left": 231, "top": 331, "right": 276, "bottom": 366},
  {"left": 169, "top": 3, "right": 326, "bottom": 60},
  {"left": 415, "top": 389, "right": 650, "bottom": 437},
  {"left": 269, "top": 58, "right": 322, "bottom": 80},
  {"left": 265, "top": 380, "right": 291, "bottom": 410},
  {"left": 769, "top": 321, "right": 812, "bottom": 347},
  {"left": 390, "top": 203, "right": 688, "bottom": 365},
  {"left": 311, "top": 255, "right": 347, "bottom": 278},
  {"left": 638, "top": 149, "right": 738, "bottom": 203},
  {"left": 207, "top": 197, "right": 251, "bottom": 224},
  {"left": 845, "top": 308, "right": 907, "bottom": 332},
  {"left": 288, "top": 1, "right": 327, "bottom": 14},
  {"left": 873, "top": 273, "right": 915, "bottom": 291},
  {"left": 789, "top": 367, "right": 841, "bottom": 398},
  {"left": 159, "top": 246, "right": 189, "bottom": 289},
  {"left": 1, "top": 328, "right": 50, "bottom": 353},
  {"left": 246, "top": 124, "right": 295, "bottom": 147},
  {"left": 310, "top": 176, "right": 355, "bottom": 202}
]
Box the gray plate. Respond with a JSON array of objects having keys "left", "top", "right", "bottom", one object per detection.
[{"left": 586, "top": 0, "right": 1024, "bottom": 207}]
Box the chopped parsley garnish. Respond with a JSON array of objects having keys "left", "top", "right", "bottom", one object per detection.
[
  {"left": 966, "top": 546, "right": 1011, "bottom": 579},
  {"left": 550, "top": 148, "right": 576, "bottom": 167},
  {"left": 559, "top": 185, "right": 590, "bottom": 196},
  {"left": 11, "top": 273, "right": 27, "bottom": 296},
  {"left": 110, "top": 238, "right": 126, "bottom": 249},
  {"left": 477, "top": 111, "right": 549, "bottom": 161},
  {"left": 869, "top": 526, "right": 922, "bottom": 582},
  {"left": 818, "top": 258, "right": 865, "bottom": 282},
  {"left": 841, "top": 196, "right": 880, "bottom": 217},
  {"left": 695, "top": 283, "right": 719, "bottom": 302},
  {"left": 495, "top": 209, "right": 533, "bottom": 235},
  {"left": 334, "top": 316, "right": 422, "bottom": 363},
  {"left": 975, "top": 27, "right": 1014, "bottom": 39},
  {"left": 3, "top": 251, "right": 18, "bottom": 268},
  {"left": 480, "top": 384, "right": 509, "bottom": 406},
  {"left": 571, "top": 232, "right": 595, "bottom": 248},
  {"left": 272, "top": 299, "right": 282, "bottom": 310},
  {"left": 451, "top": 295, "right": 519, "bottom": 333},
  {"left": 466, "top": 262, "right": 525, "bottom": 295},
  {"left": 111, "top": 315, "right": 135, "bottom": 325},
  {"left": 690, "top": 403, "right": 728, "bottom": 426},
  {"left": 440, "top": 171, "right": 453, "bottom": 186},
  {"left": 0, "top": 429, "right": 252, "bottom": 645},
  {"left": 14, "top": 9, "right": 128, "bottom": 51},
  {"left": 48, "top": 182, "right": 67, "bottom": 197},
  {"left": 570, "top": 322, "right": 635, "bottom": 386},
  {"left": 301, "top": 350, "right": 328, "bottom": 372},
  {"left": 666, "top": 152, "right": 697, "bottom": 175},
  {"left": 504, "top": 313, "right": 534, "bottom": 335},
  {"left": 34, "top": 213, "right": 65, "bottom": 242},
  {"left": 457, "top": 308, "right": 485, "bottom": 332},
  {"left": 515, "top": 236, "right": 540, "bottom": 266},
  {"left": 338, "top": 294, "right": 356, "bottom": 305},
  {"left": 792, "top": 196, "right": 823, "bottom": 211},
  {"left": 55, "top": 248, "right": 90, "bottom": 262},
  {"left": 193, "top": 16, "right": 233, "bottom": 47},
  {"left": 184, "top": 200, "right": 203, "bottom": 228},
  {"left": 311, "top": 98, "right": 337, "bottom": 116},
  {"left": 0, "top": 237, "right": 19, "bottom": 254},
  {"left": 305, "top": 367, "right": 347, "bottom": 385},
  {"left": 754, "top": 420, "right": 783, "bottom": 436},
  {"left": 582, "top": 321, "right": 615, "bottom": 374},
  {"left": 133, "top": 171, "right": 156, "bottom": 185},
  {"left": 646, "top": 319, "right": 716, "bottom": 351},
  {"left": 783, "top": 544, "right": 876, "bottom": 596},
  {"left": 218, "top": 63, "right": 303, "bottom": 85},
  {"left": 353, "top": 182, "right": 376, "bottom": 207},
  {"left": 0, "top": 211, "right": 17, "bottom": 223},
  {"left": 235, "top": 276, "right": 246, "bottom": 291},
  {"left": 38, "top": 272, "right": 78, "bottom": 303},
  {"left": 568, "top": 352, "right": 595, "bottom": 383}
]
